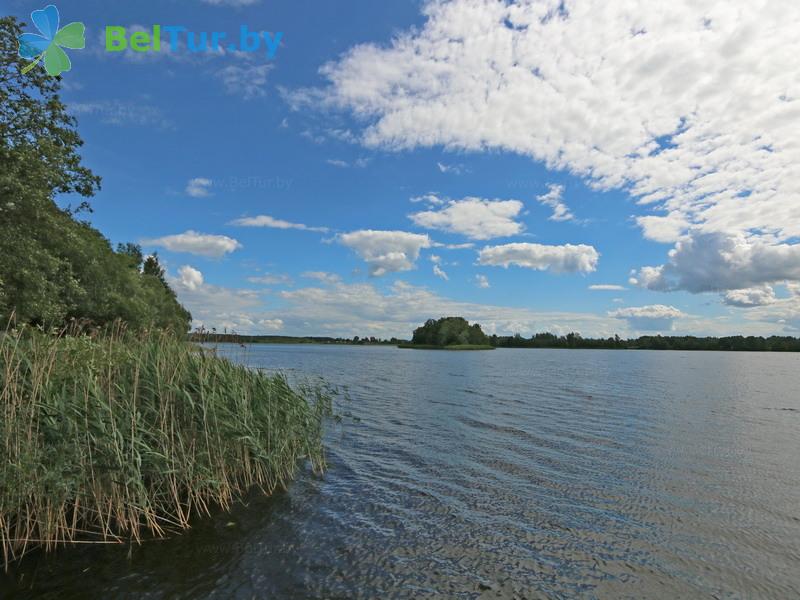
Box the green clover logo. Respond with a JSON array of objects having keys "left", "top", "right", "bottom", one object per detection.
[{"left": 18, "top": 5, "right": 85, "bottom": 76}]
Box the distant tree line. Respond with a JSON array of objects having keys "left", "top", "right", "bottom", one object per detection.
[
  {"left": 0, "top": 17, "right": 191, "bottom": 333},
  {"left": 489, "top": 332, "right": 800, "bottom": 352},
  {"left": 189, "top": 330, "right": 402, "bottom": 346},
  {"left": 191, "top": 322, "right": 800, "bottom": 352}
]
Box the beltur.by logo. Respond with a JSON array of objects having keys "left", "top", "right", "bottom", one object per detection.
[
  {"left": 105, "top": 25, "right": 283, "bottom": 58},
  {"left": 18, "top": 4, "right": 86, "bottom": 76}
]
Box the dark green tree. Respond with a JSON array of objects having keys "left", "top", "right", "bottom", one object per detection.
[
  {"left": 0, "top": 16, "right": 190, "bottom": 332},
  {"left": 411, "top": 317, "right": 489, "bottom": 346}
]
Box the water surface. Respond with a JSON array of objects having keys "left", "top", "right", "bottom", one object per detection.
[{"left": 3, "top": 345, "right": 799, "bottom": 598}]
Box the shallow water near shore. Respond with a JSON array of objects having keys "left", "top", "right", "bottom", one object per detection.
[{"left": 2, "top": 345, "right": 799, "bottom": 598}]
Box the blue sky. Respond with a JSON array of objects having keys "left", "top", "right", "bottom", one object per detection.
[{"left": 7, "top": 0, "right": 800, "bottom": 337}]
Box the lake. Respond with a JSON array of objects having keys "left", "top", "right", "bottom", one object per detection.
[{"left": 2, "top": 345, "right": 799, "bottom": 598}]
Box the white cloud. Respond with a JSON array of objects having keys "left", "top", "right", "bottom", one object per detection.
[
  {"left": 437, "top": 161, "right": 466, "bottom": 174},
  {"left": 475, "top": 274, "right": 490, "bottom": 289},
  {"left": 277, "top": 280, "right": 616, "bottom": 338},
  {"left": 478, "top": 242, "right": 599, "bottom": 274},
  {"left": 409, "top": 197, "right": 524, "bottom": 240},
  {"left": 326, "top": 158, "right": 370, "bottom": 168},
  {"left": 631, "top": 232, "right": 800, "bottom": 293},
  {"left": 142, "top": 230, "right": 242, "bottom": 258},
  {"left": 177, "top": 265, "right": 204, "bottom": 291},
  {"left": 338, "top": 230, "right": 433, "bottom": 276},
  {"left": 589, "top": 284, "right": 626, "bottom": 291},
  {"left": 411, "top": 193, "right": 446, "bottom": 206},
  {"left": 172, "top": 273, "right": 788, "bottom": 338},
  {"left": 609, "top": 305, "right": 685, "bottom": 331},
  {"left": 169, "top": 269, "right": 266, "bottom": 333},
  {"left": 302, "top": 271, "right": 341, "bottom": 285},
  {"left": 229, "top": 214, "right": 329, "bottom": 233},
  {"left": 186, "top": 178, "right": 213, "bottom": 198},
  {"left": 296, "top": 0, "right": 800, "bottom": 296},
  {"left": 433, "top": 264, "right": 449, "bottom": 280},
  {"left": 216, "top": 64, "right": 272, "bottom": 100},
  {"left": 536, "top": 184, "right": 574, "bottom": 222},
  {"left": 247, "top": 273, "right": 293, "bottom": 285},
  {"left": 723, "top": 285, "right": 777, "bottom": 308},
  {"left": 637, "top": 214, "right": 691, "bottom": 244},
  {"left": 259, "top": 319, "right": 284, "bottom": 330},
  {"left": 741, "top": 288, "right": 800, "bottom": 331}
]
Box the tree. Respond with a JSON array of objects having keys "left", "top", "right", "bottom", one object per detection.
[
  {"left": 0, "top": 17, "right": 190, "bottom": 332},
  {"left": 143, "top": 253, "right": 167, "bottom": 285},
  {"left": 411, "top": 317, "right": 489, "bottom": 346}
]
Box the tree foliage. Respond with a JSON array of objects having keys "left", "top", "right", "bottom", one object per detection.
[
  {"left": 411, "top": 317, "right": 490, "bottom": 347},
  {"left": 0, "top": 17, "right": 191, "bottom": 332}
]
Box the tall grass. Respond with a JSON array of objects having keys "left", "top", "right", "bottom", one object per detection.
[{"left": 0, "top": 323, "right": 331, "bottom": 566}]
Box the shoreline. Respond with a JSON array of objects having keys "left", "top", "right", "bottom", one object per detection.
[
  {"left": 397, "top": 344, "right": 495, "bottom": 351},
  {"left": 202, "top": 340, "right": 800, "bottom": 353}
]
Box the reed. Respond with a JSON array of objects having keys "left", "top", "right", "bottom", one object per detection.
[{"left": 0, "top": 323, "right": 331, "bottom": 566}]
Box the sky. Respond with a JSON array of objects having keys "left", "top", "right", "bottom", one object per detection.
[{"left": 6, "top": 0, "right": 800, "bottom": 338}]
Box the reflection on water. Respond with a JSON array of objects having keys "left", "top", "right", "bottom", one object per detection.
[{"left": 2, "top": 346, "right": 799, "bottom": 598}]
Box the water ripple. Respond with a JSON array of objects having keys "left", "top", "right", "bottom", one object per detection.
[{"left": 2, "top": 346, "right": 799, "bottom": 599}]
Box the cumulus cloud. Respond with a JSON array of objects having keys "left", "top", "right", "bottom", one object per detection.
[
  {"left": 171, "top": 274, "right": 784, "bottom": 338},
  {"left": 609, "top": 305, "right": 685, "bottom": 331},
  {"left": 478, "top": 242, "right": 599, "bottom": 274},
  {"left": 295, "top": 0, "right": 800, "bottom": 295},
  {"left": 177, "top": 265, "right": 204, "bottom": 291},
  {"left": 259, "top": 319, "right": 284, "bottom": 330},
  {"left": 536, "top": 184, "right": 573, "bottom": 222},
  {"left": 338, "top": 230, "right": 433, "bottom": 276},
  {"left": 409, "top": 197, "right": 525, "bottom": 240},
  {"left": 170, "top": 271, "right": 284, "bottom": 334},
  {"left": 278, "top": 280, "right": 615, "bottom": 338},
  {"left": 433, "top": 264, "right": 449, "bottom": 280},
  {"left": 169, "top": 268, "right": 269, "bottom": 333},
  {"left": 631, "top": 232, "right": 800, "bottom": 293},
  {"left": 186, "top": 178, "right": 213, "bottom": 198},
  {"left": 636, "top": 214, "right": 690, "bottom": 244},
  {"left": 741, "top": 288, "right": 800, "bottom": 331},
  {"left": 722, "top": 285, "right": 777, "bottom": 308},
  {"left": 142, "top": 230, "right": 242, "bottom": 258},
  {"left": 229, "top": 214, "right": 329, "bottom": 232}
]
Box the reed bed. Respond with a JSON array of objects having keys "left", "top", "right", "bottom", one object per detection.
[{"left": 0, "top": 324, "right": 331, "bottom": 566}]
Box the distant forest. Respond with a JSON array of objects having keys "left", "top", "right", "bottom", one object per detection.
[
  {"left": 191, "top": 329, "right": 800, "bottom": 352},
  {"left": 489, "top": 332, "right": 800, "bottom": 352}
]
